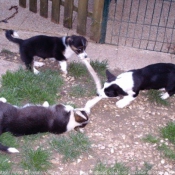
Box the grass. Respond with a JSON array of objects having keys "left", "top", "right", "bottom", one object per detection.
[
  {"left": 142, "top": 134, "right": 159, "bottom": 144},
  {"left": 158, "top": 143, "right": 175, "bottom": 160},
  {"left": 1, "top": 49, "right": 15, "bottom": 55},
  {"left": 0, "top": 68, "right": 63, "bottom": 105},
  {"left": 69, "top": 84, "right": 87, "bottom": 97},
  {"left": 21, "top": 147, "right": 52, "bottom": 172},
  {"left": 0, "top": 132, "right": 19, "bottom": 149},
  {"left": 50, "top": 132, "right": 91, "bottom": 162},
  {"left": 94, "top": 162, "right": 129, "bottom": 175},
  {"left": 160, "top": 121, "right": 175, "bottom": 144},
  {"left": 142, "top": 122, "right": 175, "bottom": 161},
  {"left": 0, "top": 155, "right": 12, "bottom": 172},
  {"left": 93, "top": 161, "right": 152, "bottom": 175},
  {"left": 147, "top": 89, "right": 169, "bottom": 106},
  {"left": 68, "top": 60, "right": 108, "bottom": 79}
]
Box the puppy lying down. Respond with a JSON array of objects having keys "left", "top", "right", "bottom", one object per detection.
[{"left": 0, "top": 98, "right": 89, "bottom": 153}]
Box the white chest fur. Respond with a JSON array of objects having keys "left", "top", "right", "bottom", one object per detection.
[{"left": 64, "top": 46, "right": 75, "bottom": 59}]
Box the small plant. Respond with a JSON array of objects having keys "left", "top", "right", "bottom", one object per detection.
[
  {"left": 0, "top": 155, "right": 12, "bottom": 172},
  {"left": 50, "top": 132, "right": 91, "bottom": 162},
  {"left": 91, "top": 60, "right": 108, "bottom": 77},
  {"left": 1, "top": 49, "right": 14, "bottom": 55},
  {"left": 147, "top": 90, "right": 169, "bottom": 106},
  {"left": 68, "top": 60, "right": 108, "bottom": 79},
  {"left": 94, "top": 161, "right": 152, "bottom": 175},
  {"left": 134, "top": 162, "right": 153, "bottom": 175},
  {"left": 142, "top": 134, "right": 159, "bottom": 144},
  {"left": 21, "top": 147, "right": 52, "bottom": 172},
  {"left": 68, "top": 61, "right": 87, "bottom": 78},
  {"left": 0, "top": 132, "right": 18, "bottom": 149},
  {"left": 94, "top": 161, "right": 129, "bottom": 175},
  {"left": 0, "top": 68, "right": 63, "bottom": 105},
  {"left": 160, "top": 122, "right": 175, "bottom": 144},
  {"left": 158, "top": 143, "right": 175, "bottom": 160},
  {"left": 143, "top": 122, "right": 175, "bottom": 161}
]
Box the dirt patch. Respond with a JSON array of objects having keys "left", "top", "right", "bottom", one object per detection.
[{"left": 0, "top": 52, "right": 175, "bottom": 174}]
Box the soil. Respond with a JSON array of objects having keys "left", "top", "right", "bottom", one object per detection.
[{"left": 0, "top": 52, "right": 175, "bottom": 175}]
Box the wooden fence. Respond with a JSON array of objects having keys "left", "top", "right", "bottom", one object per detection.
[{"left": 19, "top": 0, "right": 105, "bottom": 42}]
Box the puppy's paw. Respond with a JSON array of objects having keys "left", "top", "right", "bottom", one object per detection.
[
  {"left": 160, "top": 92, "right": 169, "bottom": 100},
  {"left": 8, "top": 147, "right": 19, "bottom": 153},
  {"left": 116, "top": 99, "right": 129, "bottom": 108},
  {"left": 0, "top": 97, "right": 7, "bottom": 103},
  {"left": 33, "top": 67, "right": 40, "bottom": 75},
  {"left": 43, "top": 101, "right": 49, "bottom": 107}
]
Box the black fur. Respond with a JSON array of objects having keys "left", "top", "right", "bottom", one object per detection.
[
  {"left": 0, "top": 101, "right": 88, "bottom": 153},
  {"left": 5, "top": 30, "right": 87, "bottom": 71},
  {"left": 100, "top": 63, "right": 175, "bottom": 108}
]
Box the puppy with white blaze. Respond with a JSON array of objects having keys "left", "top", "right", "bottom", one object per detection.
[
  {"left": 0, "top": 98, "right": 89, "bottom": 153},
  {"left": 5, "top": 30, "right": 88, "bottom": 75},
  {"left": 99, "top": 63, "right": 175, "bottom": 108}
]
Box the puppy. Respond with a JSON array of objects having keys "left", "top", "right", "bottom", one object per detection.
[
  {"left": 99, "top": 63, "right": 175, "bottom": 108},
  {"left": 0, "top": 98, "right": 89, "bottom": 153},
  {"left": 5, "top": 30, "right": 88, "bottom": 75}
]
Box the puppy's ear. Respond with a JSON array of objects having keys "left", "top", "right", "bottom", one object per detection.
[
  {"left": 106, "top": 70, "right": 116, "bottom": 82},
  {"left": 66, "top": 37, "right": 73, "bottom": 45}
]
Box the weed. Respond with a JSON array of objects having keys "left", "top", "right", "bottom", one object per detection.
[
  {"left": 94, "top": 161, "right": 129, "bottom": 175},
  {"left": 0, "top": 68, "right": 63, "bottom": 105},
  {"left": 142, "top": 134, "right": 159, "bottom": 144},
  {"left": 134, "top": 162, "right": 153, "bottom": 175},
  {"left": 68, "top": 60, "right": 108, "bottom": 79},
  {"left": 94, "top": 161, "right": 152, "bottom": 175},
  {"left": 50, "top": 132, "right": 91, "bottom": 162},
  {"left": 160, "top": 122, "right": 175, "bottom": 144},
  {"left": 158, "top": 143, "right": 175, "bottom": 160},
  {"left": 68, "top": 61, "right": 87, "bottom": 78},
  {"left": 143, "top": 122, "right": 175, "bottom": 161},
  {"left": 21, "top": 147, "right": 52, "bottom": 172},
  {"left": 91, "top": 60, "right": 108, "bottom": 77},
  {"left": 1, "top": 49, "right": 14, "bottom": 55},
  {"left": 147, "top": 90, "right": 169, "bottom": 106}
]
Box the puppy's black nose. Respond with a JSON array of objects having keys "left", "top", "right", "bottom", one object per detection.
[
  {"left": 84, "top": 55, "right": 87, "bottom": 58},
  {"left": 96, "top": 92, "right": 99, "bottom": 96}
]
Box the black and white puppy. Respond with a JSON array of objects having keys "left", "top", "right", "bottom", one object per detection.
[
  {"left": 0, "top": 98, "right": 89, "bottom": 153},
  {"left": 99, "top": 63, "right": 175, "bottom": 108},
  {"left": 5, "top": 30, "right": 88, "bottom": 75}
]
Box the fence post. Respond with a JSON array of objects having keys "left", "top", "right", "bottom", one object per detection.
[
  {"left": 51, "top": 0, "right": 61, "bottom": 23},
  {"left": 77, "top": 0, "right": 88, "bottom": 36},
  {"left": 40, "top": 0, "right": 48, "bottom": 18},
  {"left": 90, "top": 0, "right": 105, "bottom": 42},
  {"left": 19, "top": 0, "right": 26, "bottom": 8},
  {"left": 64, "top": 0, "right": 74, "bottom": 29},
  {"left": 100, "top": 0, "right": 110, "bottom": 43},
  {"left": 29, "top": 0, "right": 37, "bottom": 13}
]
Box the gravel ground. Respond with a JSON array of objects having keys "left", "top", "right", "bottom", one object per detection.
[{"left": 0, "top": 52, "right": 175, "bottom": 175}]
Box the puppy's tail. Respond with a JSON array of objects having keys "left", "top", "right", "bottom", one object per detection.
[
  {"left": 5, "top": 30, "right": 23, "bottom": 45},
  {"left": 0, "top": 143, "right": 19, "bottom": 153}
]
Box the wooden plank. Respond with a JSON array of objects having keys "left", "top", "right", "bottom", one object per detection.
[
  {"left": 77, "top": 0, "right": 88, "bottom": 35},
  {"left": 63, "top": 0, "right": 74, "bottom": 29},
  {"left": 90, "top": 0, "right": 105, "bottom": 42},
  {"left": 29, "top": 0, "right": 37, "bottom": 13},
  {"left": 40, "top": 0, "right": 48, "bottom": 18},
  {"left": 19, "top": 0, "right": 26, "bottom": 8},
  {"left": 51, "top": 0, "right": 61, "bottom": 23}
]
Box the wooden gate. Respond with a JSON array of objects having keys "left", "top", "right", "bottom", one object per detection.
[{"left": 19, "top": 0, "right": 105, "bottom": 42}]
